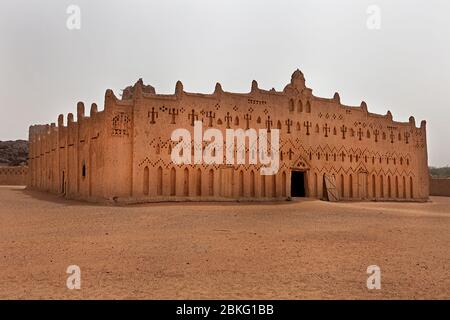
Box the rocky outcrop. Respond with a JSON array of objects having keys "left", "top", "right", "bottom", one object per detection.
[{"left": 0, "top": 140, "right": 28, "bottom": 166}]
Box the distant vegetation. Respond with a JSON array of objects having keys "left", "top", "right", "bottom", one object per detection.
[
  {"left": 0, "top": 140, "right": 28, "bottom": 166},
  {"left": 429, "top": 166, "right": 450, "bottom": 178}
]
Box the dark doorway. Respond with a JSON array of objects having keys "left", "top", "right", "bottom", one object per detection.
[
  {"left": 291, "top": 171, "right": 306, "bottom": 197},
  {"left": 61, "top": 171, "right": 65, "bottom": 194}
]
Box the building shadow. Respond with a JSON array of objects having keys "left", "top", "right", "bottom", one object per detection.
[
  {"left": 3, "top": 185, "right": 317, "bottom": 208},
  {"left": 12, "top": 186, "right": 95, "bottom": 207}
]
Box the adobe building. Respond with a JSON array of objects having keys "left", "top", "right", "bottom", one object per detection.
[{"left": 27, "top": 70, "right": 429, "bottom": 203}]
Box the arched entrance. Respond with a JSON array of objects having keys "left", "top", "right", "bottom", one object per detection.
[
  {"left": 290, "top": 155, "right": 310, "bottom": 198},
  {"left": 291, "top": 171, "right": 306, "bottom": 197}
]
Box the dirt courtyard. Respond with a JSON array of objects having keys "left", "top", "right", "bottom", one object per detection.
[{"left": 0, "top": 186, "right": 449, "bottom": 299}]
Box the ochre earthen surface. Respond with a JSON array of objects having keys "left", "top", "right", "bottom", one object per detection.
[{"left": 1, "top": 186, "right": 448, "bottom": 299}]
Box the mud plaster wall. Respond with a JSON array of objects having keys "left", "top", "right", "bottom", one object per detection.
[
  {"left": 0, "top": 166, "right": 28, "bottom": 185},
  {"left": 429, "top": 177, "right": 450, "bottom": 197}
]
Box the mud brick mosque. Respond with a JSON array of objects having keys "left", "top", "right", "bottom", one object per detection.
[{"left": 27, "top": 70, "right": 429, "bottom": 203}]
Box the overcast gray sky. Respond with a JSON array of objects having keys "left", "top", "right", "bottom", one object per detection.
[{"left": 0, "top": 0, "right": 449, "bottom": 166}]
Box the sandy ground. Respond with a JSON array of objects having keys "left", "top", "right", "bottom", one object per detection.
[{"left": 0, "top": 186, "right": 449, "bottom": 299}]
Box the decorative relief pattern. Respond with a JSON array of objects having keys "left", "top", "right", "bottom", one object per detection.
[{"left": 112, "top": 112, "right": 131, "bottom": 136}]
